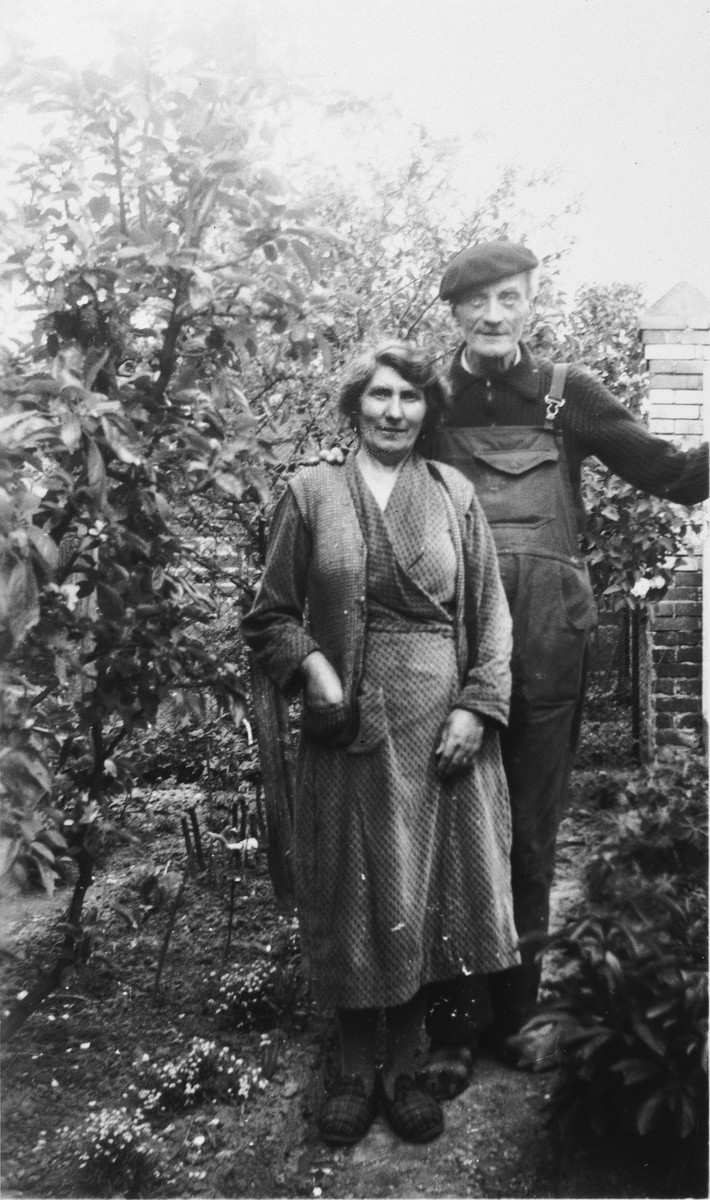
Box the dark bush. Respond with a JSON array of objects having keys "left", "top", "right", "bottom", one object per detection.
[{"left": 534, "top": 755, "right": 708, "bottom": 1193}]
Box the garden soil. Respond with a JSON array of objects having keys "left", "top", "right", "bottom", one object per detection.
[{"left": 0, "top": 770, "right": 666, "bottom": 1199}]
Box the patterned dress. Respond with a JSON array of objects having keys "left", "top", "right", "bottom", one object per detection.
[{"left": 244, "top": 455, "right": 519, "bottom": 1010}]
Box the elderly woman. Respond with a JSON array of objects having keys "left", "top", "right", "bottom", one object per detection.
[{"left": 242, "top": 342, "right": 518, "bottom": 1146}]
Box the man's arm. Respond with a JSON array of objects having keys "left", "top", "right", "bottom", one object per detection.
[{"left": 564, "top": 366, "right": 708, "bottom": 505}]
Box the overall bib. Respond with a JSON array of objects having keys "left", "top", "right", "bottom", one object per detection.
[{"left": 431, "top": 413, "right": 597, "bottom": 1034}]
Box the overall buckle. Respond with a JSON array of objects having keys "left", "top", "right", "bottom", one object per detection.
[{"left": 544, "top": 393, "right": 566, "bottom": 423}]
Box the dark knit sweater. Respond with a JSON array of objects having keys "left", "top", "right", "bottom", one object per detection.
[{"left": 444, "top": 342, "right": 708, "bottom": 534}]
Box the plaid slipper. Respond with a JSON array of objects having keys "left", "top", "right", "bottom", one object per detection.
[
  {"left": 318, "top": 1074, "right": 378, "bottom": 1146},
  {"left": 379, "top": 1073, "right": 444, "bottom": 1143}
]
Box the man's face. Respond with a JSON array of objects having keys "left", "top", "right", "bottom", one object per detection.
[{"left": 453, "top": 272, "right": 531, "bottom": 365}]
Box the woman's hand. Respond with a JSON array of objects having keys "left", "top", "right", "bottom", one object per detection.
[
  {"left": 435, "top": 708, "right": 485, "bottom": 778},
  {"left": 301, "top": 650, "right": 345, "bottom": 709}
]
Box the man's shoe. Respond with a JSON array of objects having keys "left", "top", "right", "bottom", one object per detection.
[
  {"left": 379, "top": 1073, "right": 444, "bottom": 1143},
  {"left": 318, "top": 1074, "right": 378, "bottom": 1146},
  {"left": 415, "top": 1039, "right": 477, "bottom": 1100}
]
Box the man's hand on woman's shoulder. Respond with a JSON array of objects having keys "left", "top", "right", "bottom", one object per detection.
[{"left": 303, "top": 446, "right": 347, "bottom": 466}]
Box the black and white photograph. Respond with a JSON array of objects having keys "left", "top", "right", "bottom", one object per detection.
[{"left": 0, "top": 2, "right": 708, "bottom": 1197}]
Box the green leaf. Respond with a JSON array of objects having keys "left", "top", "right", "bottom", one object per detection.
[
  {"left": 100, "top": 417, "right": 143, "bottom": 465},
  {"left": 97, "top": 583, "right": 125, "bottom": 620},
  {"left": 87, "top": 195, "right": 111, "bottom": 223},
  {"left": 0, "top": 837, "right": 21, "bottom": 877},
  {"left": 610, "top": 1057, "right": 663, "bottom": 1085},
  {"left": 291, "top": 239, "right": 318, "bottom": 278},
  {"left": 213, "top": 473, "right": 245, "bottom": 499},
  {"left": 86, "top": 438, "right": 106, "bottom": 488},
  {"left": 60, "top": 416, "right": 82, "bottom": 449},
  {"left": 0, "top": 559, "right": 40, "bottom": 648},
  {"left": 632, "top": 1021, "right": 667, "bottom": 1057},
  {"left": 635, "top": 1089, "right": 666, "bottom": 1136},
  {"left": 34, "top": 860, "right": 57, "bottom": 897}
]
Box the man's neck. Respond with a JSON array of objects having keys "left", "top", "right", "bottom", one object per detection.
[{"left": 462, "top": 344, "right": 521, "bottom": 376}]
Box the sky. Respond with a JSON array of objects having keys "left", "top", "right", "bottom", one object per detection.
[{"left": 1, "top": 0, "right": 709, "bottom": 308}]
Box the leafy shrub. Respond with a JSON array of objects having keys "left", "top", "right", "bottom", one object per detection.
[
  {"left": 536, "top": 911, "right": 707, "bottom": 1136},
  {"left": 70, "top": 1106, "right": 164, "bottom": 1196},
  {"left": 131, "top": 1038, "right": 266, "bottom": 1113},
  {"left": 584, "top": 758, "right": 707, "bottom": 942},
  {"left": 574, "top": 683, "right": 634, "bottom": 771},
  {"left": 535, "top": 756, "right": 708, "bottom": 1189}
]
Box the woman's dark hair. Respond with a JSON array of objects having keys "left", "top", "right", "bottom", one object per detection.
[{"left": 337, "top": 341, "right": 450, "bottom": 454}]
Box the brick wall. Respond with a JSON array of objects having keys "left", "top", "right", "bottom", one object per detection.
[{"left": 638, "top": 283, "right": 709, "bottom": 757}]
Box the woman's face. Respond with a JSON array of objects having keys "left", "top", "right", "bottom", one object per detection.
[{"left": 356, "top": 364, "right": 427, "bottom": 465}]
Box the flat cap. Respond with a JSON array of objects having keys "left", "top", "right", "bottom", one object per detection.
[{"left": 439, "top": 241, "right": 539, "bottom": 301}]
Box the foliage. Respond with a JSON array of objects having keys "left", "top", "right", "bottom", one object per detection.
[
  {"left": 534, "top": 756, "right": 708, "bottom": 1183},
  {"left": 69, "top": 1106, "right": 164, "bottom": 1196},
  {"left": 130, "top": 1038, "right": 266, "bottom": 1113},
  {"left": 0, "top": 42, "right": 327, "bottom": 898},
  {"left": 207, "top": 917, "right": 308, "bottom": 1031},
  {"left": 566, "top": 283, "right": 703, "bottom": 609},
  {"left": 536, "top": 911, "right": 707, "bottom": 1143},
  {"left": 585, "top": 757, "right": 707, "bottom": 905},
  {"left": 0, "top": 383, "right": 247, "bottom": 892},
  {"left": 0, "top": 38, "right": 577, "bottom": 908}
]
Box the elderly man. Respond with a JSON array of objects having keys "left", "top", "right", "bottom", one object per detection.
[{"left": 422, "top": 241, "right": 708, "bottom": 1083}]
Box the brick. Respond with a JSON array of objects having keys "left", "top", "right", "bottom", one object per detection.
[
  {"left": 667, "top": 587, "right": 702, "bottom": 601},
  {"left": 652, "top": 629, "right": 703, "bottom": 646},
  {"left": 651, "top": 631, "right": 682, "bottom": 646},
  {"left": 675, "top": 663, "right": 702, "bottom": 679},
  {"left": 677, "top": 647, "right": 703, "bottom": 663},
  {"left": 644, "top": 343, "right": 710, "bottom": 359},
  {"left": 671, "top": 566, "right": 704, "bottom": 580},
  {"left": 652, "top": 617, "right": 701, "bottom": 632},
  {"left": 641, "top": 329, "right": 710, "bottom": 344},
  {"left": 656, "top": 730, "right": 686, "bottom": 746},
  {"left": 648, "top": 403, "right": 702, "bottom": 420},
  {"left": 652, "top": 645, "right": 678, "bottom": 660},
  {"left": 647, "top": 389, "right": 678, "bottom": 407},
  {"left": 655, "top": 696, "right": 697, "bottom": 712},
  {"left": 678, "top": 711, "right": 703, "bottom": 727},
  {"left": 655, "top": 713, "right": 674, "bottom": 728},
  {"left": 648, "top": 358, "right": 706, "bottom": 374},
  {"left": 673, "top": 420, "right": 706, "bottom": 436},
  {"left": 672, "top": 601, "right": 703, "bottom": 618},
  {"left": 646, "top": 419, "right": 675, "bottom": 434},
  {"left": 648, "top": 375, "right": 703, "bottom": 390},
  {"left": 652, "top": 663, "right": 676, "bottom": 679}
]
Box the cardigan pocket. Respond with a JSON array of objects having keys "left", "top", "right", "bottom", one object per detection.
[
  {"left": 345, "top": 685, "right": 387, "bottom": 756},
  {"left": 302, "top": 700, "right": 358, "bottom": 748}
]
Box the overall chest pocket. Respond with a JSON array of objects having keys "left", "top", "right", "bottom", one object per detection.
[{"left": 469, "top": 445, "right": 560, "bottom": 528}]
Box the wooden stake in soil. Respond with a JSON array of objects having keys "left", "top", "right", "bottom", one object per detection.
[
  {"left": 224, "top": 878, "right": 237, "bottom": 960},
  {"left": 180, "top": 815, "right": 194, "bottom": 863},
  {"left": 188, "top": 806, "right": 205, "bottom": 869},
  {"left": 153, "top": 868, "right": 188, "bottom": 1000},
  {"left": 249, "top": 658, "right": 296, "bottom": 912}
]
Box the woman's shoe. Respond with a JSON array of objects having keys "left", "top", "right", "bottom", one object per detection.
[
  {"left": 318, "top": 1074, "right": 378, "bottom": 1146},
  {"left": 378, "top": 1073, "right": 444, "bottom": 1143}
]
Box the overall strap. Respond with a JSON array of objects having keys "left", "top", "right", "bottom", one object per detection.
[{"left": 544, "top": 362, "right": 568, "bottom": 427}]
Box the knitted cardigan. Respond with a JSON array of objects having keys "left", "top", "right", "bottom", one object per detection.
[{"left": 242, "top": 457, "right": 512, "bottom": 737}]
